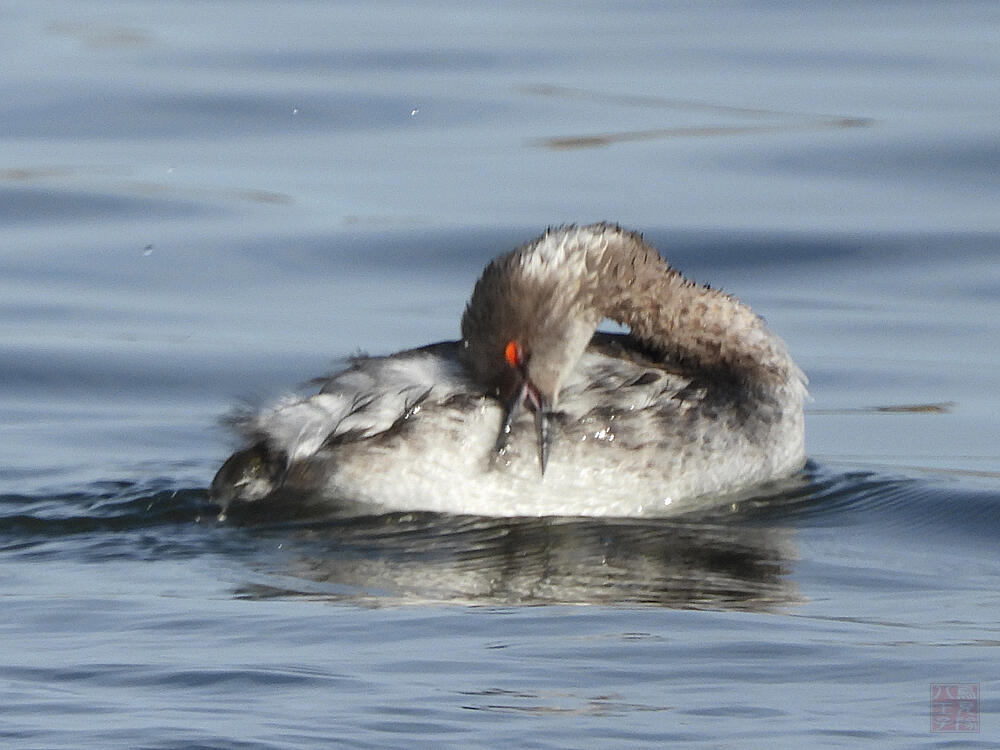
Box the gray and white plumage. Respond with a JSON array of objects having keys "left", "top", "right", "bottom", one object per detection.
[{"left": 211, "top": 223, "right": 807, "bottom": 517}]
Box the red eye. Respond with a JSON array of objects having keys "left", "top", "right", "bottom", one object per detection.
[{"left": 504, "top": 340, "right": 521, "bottom": 368}]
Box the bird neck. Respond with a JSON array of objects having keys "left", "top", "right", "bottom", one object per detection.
[{"left": 600, "top": 250, "right": 799, "bottom": 390}]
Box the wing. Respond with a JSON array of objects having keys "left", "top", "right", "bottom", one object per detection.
[{"left": 232, "top": 342, "right": 470, "bottom": 461}]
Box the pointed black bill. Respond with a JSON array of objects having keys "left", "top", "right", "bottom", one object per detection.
[
  {"left": 493, "top": 379, "right": 553, "bottom": 475},
  {"left": 533, "top": 396, "right": 552, "bottom": 475}
]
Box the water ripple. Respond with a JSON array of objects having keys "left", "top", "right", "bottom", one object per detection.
[{"left": 2, "top": 465, "right": 997, "bottom": 609}]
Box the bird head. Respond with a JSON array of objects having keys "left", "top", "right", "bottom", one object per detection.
[{"left": 460, "top": 232, "right": 601, "bottom": 473}]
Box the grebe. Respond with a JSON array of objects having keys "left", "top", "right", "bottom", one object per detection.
[{"left": 211, "top": 224, "right": 806, "bottom": 517}]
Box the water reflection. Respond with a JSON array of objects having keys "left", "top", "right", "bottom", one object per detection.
[{"left": 227, "top": 500, "right": 803, "bottom": 611}]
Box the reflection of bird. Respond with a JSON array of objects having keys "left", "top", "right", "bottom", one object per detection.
[
  {"left": 212, "top": 224, "right": 806, "bottom": 517},
  {"left": 241, "top": 512, "right": 802, "bottom": 610}
]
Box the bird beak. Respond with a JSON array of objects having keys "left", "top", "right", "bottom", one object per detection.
[
  {"left": 532, "top": 391, "right": 552, "bottom": 475},
  {"left": 493, "top": 378, "right": 554, "bottom": 475}
]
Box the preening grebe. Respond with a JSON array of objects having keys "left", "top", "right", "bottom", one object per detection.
[{"left": 211, "top": 224, "right": 806, "bottom": 517}]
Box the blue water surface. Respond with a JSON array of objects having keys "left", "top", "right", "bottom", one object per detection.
[{"left": 1, "top": 1, "right": 999, "bottom": 748}]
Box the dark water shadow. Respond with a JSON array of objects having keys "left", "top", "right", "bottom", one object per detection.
[
  {"left": 521, "top": 84, "right": 872, "bottom": 150},
  {"left": 0, "top": 186, "right": 211, "bottom": 225},
  {"left": 0, "top": 481, "right": 226, "bottom": 561},
  {"left": 536, "top": 119, "right": 870, "bottom": 151}
]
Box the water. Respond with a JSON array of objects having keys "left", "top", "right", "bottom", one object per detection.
[{"left": 2, "top": 1, "right": 999, "bottom": 747}]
